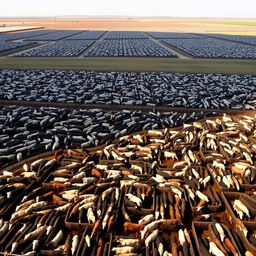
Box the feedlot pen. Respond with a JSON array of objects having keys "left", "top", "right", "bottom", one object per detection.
[{"left": 0, "top": 29, "right": 256, "bottom": 59}]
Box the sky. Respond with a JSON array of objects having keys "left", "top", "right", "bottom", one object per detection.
[{"left": 0, "top": 0, "right": 255, "bottom": 18}]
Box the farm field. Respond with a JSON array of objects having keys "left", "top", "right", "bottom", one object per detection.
[
  {"left": 1, "top": 18, "right": 256, "bottom": 34},
  {"left": 0, "top": 57, "right": 255, "bottom": 74}
]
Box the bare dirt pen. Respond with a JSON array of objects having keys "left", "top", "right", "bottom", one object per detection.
[{"left": 1, "top": 17, "right": 256, "bottom": 35}]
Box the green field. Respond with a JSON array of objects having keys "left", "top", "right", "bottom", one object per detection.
[{"left": 0, "top": 58, "right": 256, "bottom": 75}]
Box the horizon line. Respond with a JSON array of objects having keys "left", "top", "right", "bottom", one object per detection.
[{"left": 0, "top": 15, "right": 256, "bottom": 19}]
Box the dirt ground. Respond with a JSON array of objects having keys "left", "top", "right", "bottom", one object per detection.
[
  {"left": 1, "top": 18, "right": 256, "bottom": 35},
  {"left": 0, "top": 26, "right": 43, "bottom": 33}
]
